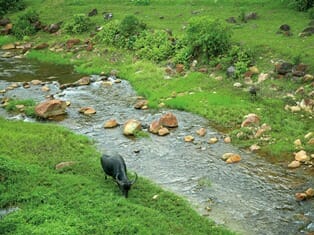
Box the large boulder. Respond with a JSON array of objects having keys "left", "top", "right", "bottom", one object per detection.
[
  {"left": 123, "top": 119, "right": 142, "bottom": 136},
  {"left": 241, "top": 113, "right": 260, "bottom": 127},
  {"left": 159, "top": 112, "right": 178, "bottom": 128},
  {"left": 35, "top": 99, "right": 67, "bottom": 118}
]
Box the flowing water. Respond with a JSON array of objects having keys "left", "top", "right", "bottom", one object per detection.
[{"left": 0, "top": 50, "right": 313, "bottom": 235}]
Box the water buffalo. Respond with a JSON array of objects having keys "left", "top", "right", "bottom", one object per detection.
[{"left": 100, "top": 154, "right": 137, "bottom": 198}]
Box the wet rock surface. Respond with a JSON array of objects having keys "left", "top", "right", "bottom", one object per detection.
[{"left": 0, "top": 52, "right": 313, "bottom": 235}]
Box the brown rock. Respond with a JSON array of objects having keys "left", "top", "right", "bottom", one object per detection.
[
  {"left": 75, "top": 76, "right": 91, "bottom": 86},
  {"left": 158, "top": 127, "right": 170, "bottom": 136},
  {"left": 294, "top": 139, "right": 302, "bottom": 147},
  {"left": 123, "top": 119, "right": 142, "bottom": 136},
  {"left": 254, "top": 123, "right": 271, "bottom": 138},
  {"left": 198, "top": 67, "right": 208, "bottom": 73},
  {"left": 79, "top": 107, "right": 96, "bottom": 115},
  {"left": 304, "top": 74, "right": 314, "bottom": 82},
  {"left": 249, "top": 144, "right": 261, "bottom": 152},
  {"left": 134, "top": 99, "right": 148, "bottom": 109},
  {"left": 294, "top": 150, "right": 310, "bottom": 162},
  {"left": 1, "top": 43, "right": 15, "bottom": 50},
  {"left": 35, "top": 99, "right": 67, "bottom": 118},
  {"left": 184, "top": 135, "right": 194, "bottom": 142},
  {"left": 249, "top": 66, "right": 259, "bottom": 74},
  {"left": 104, "top": 119, "right": 119, "bottom": 128},
  {"left": 241, "top": 113, "right": 260, "bottom": 127},
  {"left": 307, "top": 138, "right": 314, "bottom": 145},
  {"left": 149, "top": 120, "right": 162, "bottom": 134},
  {"left": 23, "top": 82, "right": 31, "bottom": 89},
  {"left": 159, "top": 112, "right": 178, "bottom": 128},
  {"left": 31, "top": 80, "right": 43, "bottom": 85},
  {"left": 226, "top": 154, "right": 241, "bottom": 164},
  {"left": 55, "top": 161, "right": 76, "bottom": 170},
  {"left": 196, "top": 128, "right": 206, "bottom": 137},
  {"left": 176, "top": 64, "right": 184, "bottom": 73},
  {"left": 305, "top": 188, "right": 314, "bottom": 198},
  {"left": 34, "top": 43, "right": 49, "bottom": 50},
  {"left": 288, "top": 160, "right": 301, "bottom": 168},
  {"left": 305, "top": 132, "right": 313, "bottom": 139},
  {"left": 66, "top": 38, "right": 81, "bottom": 49},
  {"left": 41, "top": 86, "right": 50, "bottom": 92},
  {"left": 208, "top": 137, "right": 218, "bottom": 144},
  {"left": 224, "top": 136, "right": 231, "bottom": 143},
  {"left": 222, "top": 153, "right": 234, "bottom": 161},
  {"left": 295, "top": 192, "right": 308, "bottom": 201}
]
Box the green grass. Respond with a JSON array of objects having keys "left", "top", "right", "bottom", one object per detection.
[
  {"left": 0, "top": 118, "right": 235, "bottom": 234},
  {"left": 25, "top": 50, "right": 73, "bottom": 65}
]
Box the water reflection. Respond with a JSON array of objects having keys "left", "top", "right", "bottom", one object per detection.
[{"left": 0, "top": 50, "right": 82, "bottom": 84}]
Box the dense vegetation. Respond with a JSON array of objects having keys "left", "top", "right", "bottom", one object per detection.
[{"left": 0, "top": 118, "right": 235, "bottom": 234}]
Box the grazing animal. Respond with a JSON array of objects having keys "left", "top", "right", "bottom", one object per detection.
[
  {"left": 249, "top": 86, "right": 258, "bottom": 96},
  {"left": 100, "top": 154, "right": 137, "bottom": 198}
]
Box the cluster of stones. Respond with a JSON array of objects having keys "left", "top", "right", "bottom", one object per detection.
[
  {"left": 277, "top": 22, "right": 314, "bottom": 37},
  {"left": 288, "top": 132, "right": 314, "bottom": 169},
  {"left": 236, "top": 113, "right": 272, "bottom": 152},
  {"left": 103, "top": 112, "right": 178, "bottom": 137}
]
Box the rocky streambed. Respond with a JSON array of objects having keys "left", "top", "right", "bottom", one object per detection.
[{"left": 0, "top": 51, "right": 313, "bottom": 235}]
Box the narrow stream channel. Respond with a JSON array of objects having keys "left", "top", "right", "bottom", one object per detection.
[{"left": 0, "top": 50, "right": 313, "bottom": 235}]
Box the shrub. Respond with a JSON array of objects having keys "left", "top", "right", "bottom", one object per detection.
[
  {"left": 185, "top": 17, "right": 232, "bottom": 64},
  {"left": 287, "top": 0, "right": 314, "bottom": 11},
  {"left": 64, "top": 14, "right": 92, "bottom": 34},
  {"left": 120, "top": 15, "right": 146, "bottom": 37},
  {"left": 309, "top": 7, "right": 314, "bottom": 18},
  {"left": 132, "top": 0, "right": 151, "bottom": 6},
  {"left": 12, "top": 10, "right": 39, "bottom": 40},
  {"left": 216, "top": 45, "right": 255, "bottom": 69},
  {"left": 133, "top": 30, "right": 174, "bottom": 62},
  {"left": 0, "top": 0, "right": 25, "bottom": 15},
  {"left": 95, "top": 20, "right": 120, "bottom": 45},
  {"left": 117, "top": 15, "right": 146, "bottom": 49}
]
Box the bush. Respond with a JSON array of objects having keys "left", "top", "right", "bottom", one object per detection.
[
  {"left": 64, "top": 14, "right": 92, "bottom": 34},
  {"left": 173, "top": 37, "right": 193, "bottom": 66},
  {"left": 119, "top": 15, "right": 146, "bottom": 37},
  {"left": 95, "top": 20, "right": 120, "bottom": 45},
  {"left": 185, "top": 17, "right": 232, "bottom": 64},
  {"left": 12, "top": 10, "right": 39, "bottom": 40},
  {"left": 96, "top": 15, "right": 146, "bottom": 49},
  {"left": 132, "top": 0, "right": 151, "bottom": 6},
  {"left": 309, "top": 7, "right": 314, "bottom": 18},
  {"left": 288, "top": 0, "right": 314, "bottom": 11},
  {"left": 133, "top": 30, "right": 174, "bottom": 62},
  {"left": 117, "top": 15, "right": 146, "bottom": 49},
  {"left": 0, "top": 0, "right": 25, "bottom": 15}
]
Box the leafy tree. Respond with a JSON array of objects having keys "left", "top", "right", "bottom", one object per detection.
[
  {"left": 185, "top": 16, "right": 232, "bottom": 64},
  {"left": 0, "top": 0, "right": 25, "bottom": 16}
]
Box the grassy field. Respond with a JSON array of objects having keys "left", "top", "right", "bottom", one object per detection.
[{"left": 0, "top": 118, "right": 235, "bottom": 234}]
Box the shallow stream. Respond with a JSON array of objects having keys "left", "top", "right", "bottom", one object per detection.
[{"left": 0, "top": 50, "right": 313, "bottom": 235}]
